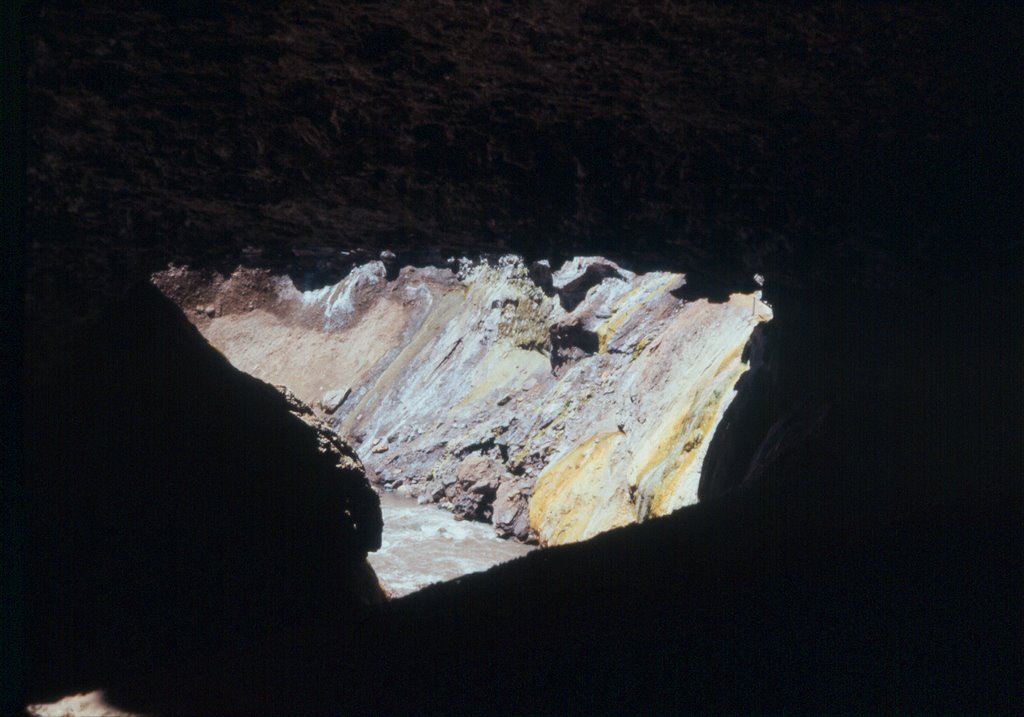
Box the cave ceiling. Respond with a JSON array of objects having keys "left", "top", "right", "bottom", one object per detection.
[{"left": 23, "top": 2, "right": 1021, "bottom": 302}]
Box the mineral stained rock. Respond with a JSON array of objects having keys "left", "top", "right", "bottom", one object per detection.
[{"left": 154, "top": 255, "right": 771, "bottom": 545}]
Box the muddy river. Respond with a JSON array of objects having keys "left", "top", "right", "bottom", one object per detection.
[{"left": 368, "top": 491, "right": 536, "bottom": 597}]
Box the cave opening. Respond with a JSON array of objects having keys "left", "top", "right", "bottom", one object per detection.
[
  {"left": 152, "top": 252, "right": 772, "bottom": 597},
  {"left": 17, "top": 0, "right": 1020, "bottom": 711}
]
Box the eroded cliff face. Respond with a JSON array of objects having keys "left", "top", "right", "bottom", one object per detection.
[{"left": 154, "top": 255, "right": 769, "bottom": 545}]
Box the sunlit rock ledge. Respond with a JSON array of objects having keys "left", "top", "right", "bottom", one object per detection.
[{"left": 154, "top": 255, "right": 771, "bottom": 546}]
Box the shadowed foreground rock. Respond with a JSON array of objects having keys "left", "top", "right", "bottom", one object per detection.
[
  {"left": 22, "top": 279, "right": 1020, "bottom": 716},
  {"left": 81, "top": 283, "right": 1016, "bottom": 717},
  {"left": 23, "top": 283, "right": 384, "bottom": 705}
]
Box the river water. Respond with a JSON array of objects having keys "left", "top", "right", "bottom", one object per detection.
[{"left": 368, "top": 492, "right": 536, "bottom": 598}]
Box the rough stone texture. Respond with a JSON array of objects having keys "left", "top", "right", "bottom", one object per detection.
[
  {"left": 27, "top": 690, "right": 136, "bottom": 717},
  {"left": 24, "top": 1, "right": 1021, "bottom": 336},
  {"left": 154, "top": 255, "right": 769, "bottom": 544},
  {"left": 450, "top": 455, "right": 504, "bottom": 523},
  {"left": 550, "top": 256, "right": 632, "bottom": 310},
  {"left": 492, "top": 480, "right": 532, "bottom": 541},
  {"left": 274, "top": 384, "right": 370, "bottom": 480}
]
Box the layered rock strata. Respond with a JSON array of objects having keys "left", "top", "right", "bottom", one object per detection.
[{"left": 154, "top": 255, "right": 770, "bottom": 545}]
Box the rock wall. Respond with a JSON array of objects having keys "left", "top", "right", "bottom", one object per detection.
[{"left": 154, "top": 255, "right": 769, "bottom": 545}]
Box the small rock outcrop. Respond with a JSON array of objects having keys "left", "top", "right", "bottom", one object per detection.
[
  {"left": 492, "top": 480, "right": 532, "bottom": 540},
  {"left": 449, "top": 455, "right": 504, "bottom": 522},
  {"left": 551, "top": 256, "right": 633, "bottom": 310},
  {"left": 276, "top": 384, "right": 375, "bottom": 500},
  {"left": 549, "top": 318, "right": 601, "bottom": 367}
]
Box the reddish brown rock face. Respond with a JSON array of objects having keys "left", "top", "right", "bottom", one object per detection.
[{"left": 451, "top": 455, "right": 505, "bottom": 523}]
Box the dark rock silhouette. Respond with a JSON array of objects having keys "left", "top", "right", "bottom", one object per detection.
[
  {"left": 80, "top": 279, "right": 1018, "bottom": 716},
  {"left": 22, "top": 283, "right": 384, "bottom": 705}
]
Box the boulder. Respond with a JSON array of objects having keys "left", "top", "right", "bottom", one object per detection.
[
  {"left": 446, "top": 456, "right": 505, "bottom": 522},
  {"left": 549, "top": 319, "right": 600, "bottom": 366},
  {"left": 551, "top": 257, "right": 633, "bottom": 310},
  {"left": 528, "top": 259, "right": 554, "bottom": 294},
  {"left": 320, "top": 386, "right": 352, "bottom": 414},
  {"left": 493, "top": 481, "right": 532, "bottom": 541},
  {"left": 455, "top": 455, "right": 505, "bottom": 485},
  {"left": 470, "top": 478, "right": 498, "bottom": 494}
]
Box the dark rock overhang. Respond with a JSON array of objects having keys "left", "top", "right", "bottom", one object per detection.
[{"left": 23, "top": 2, "right": 1022, "bottom": 299}]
